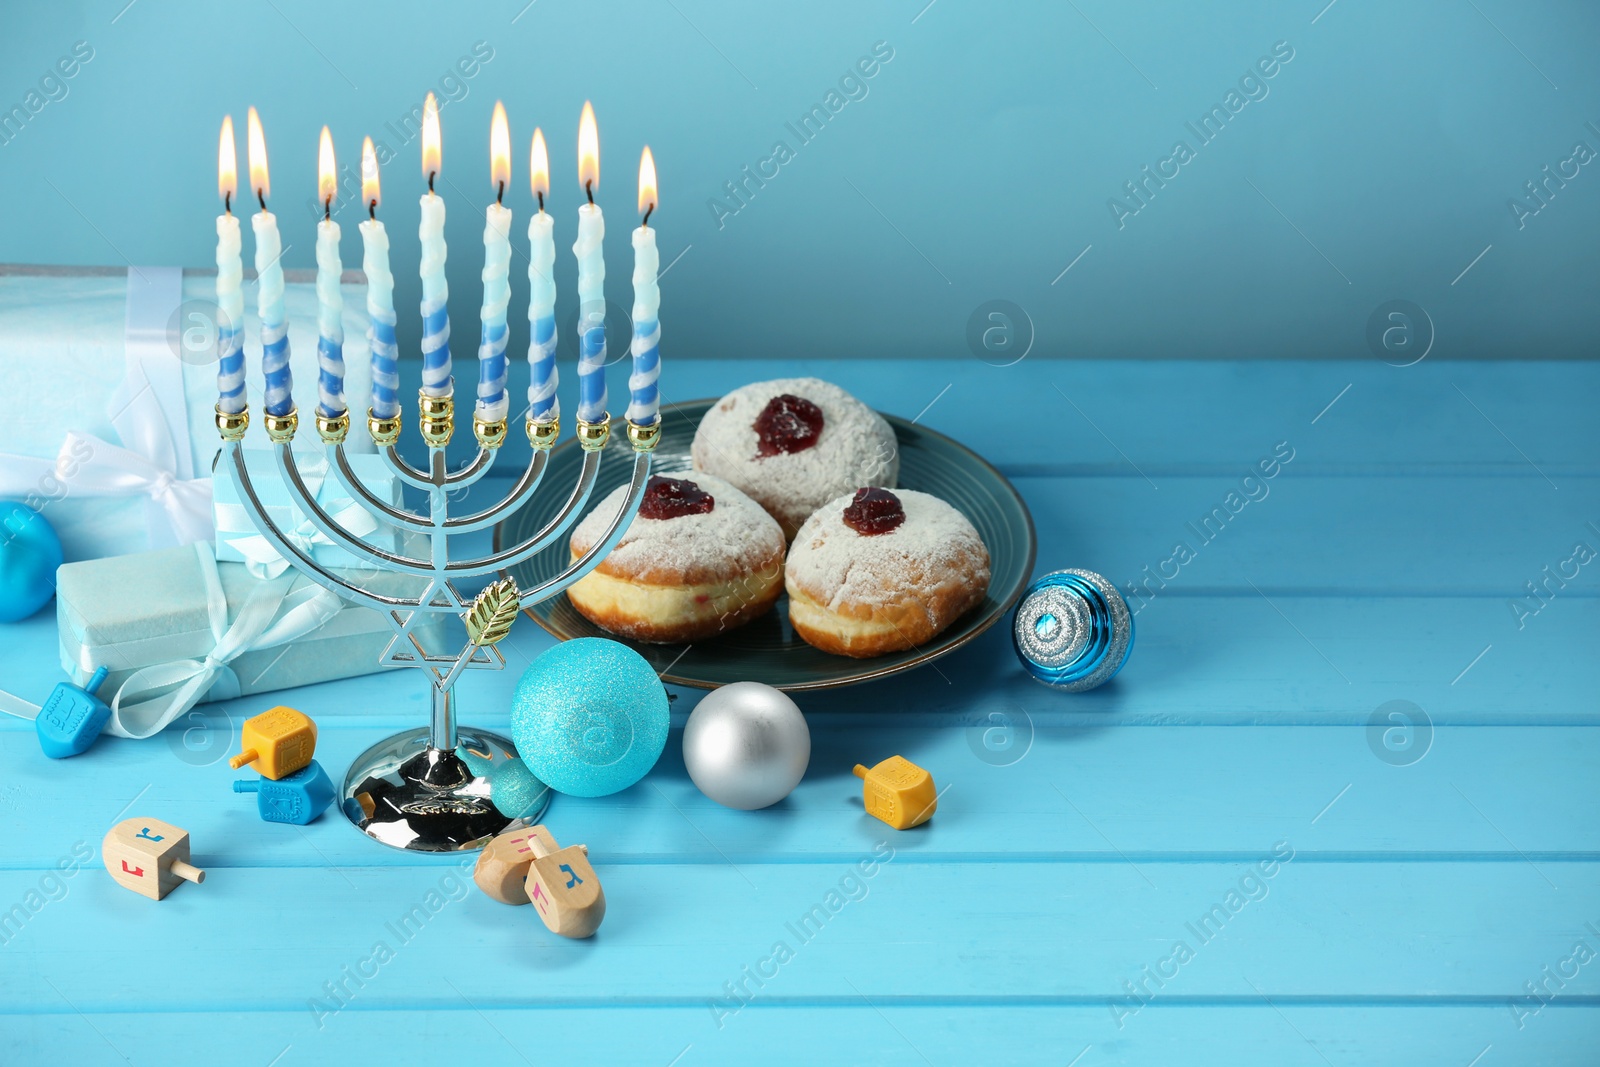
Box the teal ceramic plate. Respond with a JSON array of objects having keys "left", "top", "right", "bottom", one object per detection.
[{"left": 496, "top": 399, "right": 1036, "bottom": 691}]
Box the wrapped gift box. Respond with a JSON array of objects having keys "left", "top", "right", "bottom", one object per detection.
[
  {"left": 0, "top": 264, "right": 379, "bottom": 562},
  {"left": 213, "top": 450, "right": 402, "bottom": 577},
  {"left": 56, "top": 543, "right": 452, "bottom": 738}
]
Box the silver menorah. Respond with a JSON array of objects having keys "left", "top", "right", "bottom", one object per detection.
[{"left": 215, "top": 395, "right": 657, "bottom": 852}]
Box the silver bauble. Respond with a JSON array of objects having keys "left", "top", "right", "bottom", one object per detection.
[{"left": 682, "top": 682, "right": 810, "bottom": 810}]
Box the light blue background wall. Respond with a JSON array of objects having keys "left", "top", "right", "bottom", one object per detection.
[{"left": 1, "top": 0, "right": 1597, "bottom": 361}]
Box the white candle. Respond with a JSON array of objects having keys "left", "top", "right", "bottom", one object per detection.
[
  {"left": 418, "top": 92, "right": 452, "bottom": 399},
  {"left": 573, "top": 101, "right": 606, "bottom": 424},
  {"left": 527, "top": 127, "right": 558, "bottom": 425},
  {"left": 215, "top": 115, "right": 245, "bottom": 416},
  {"left": 314, "top": 126, "right": 346, "bottom": 418},
  {"left": 359, "top": 137, "right": 399, "bottom": 422},
  {"left": 247, "top": 108, "right": 293, "bottom": 419},
  {"left": 628, "top": 146, "right": 661, "bottom": 428},
  {"left": 475, "top": 101, "right": 511, "bottom": 425}
]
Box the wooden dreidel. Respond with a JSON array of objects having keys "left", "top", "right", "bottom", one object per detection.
[
  {"left": 853, "top": 755, "right": 938, "bottom": 830},
  {"left": 229, "top": 706, "right": 316, "bottom": 780},
  {"left": 473, "top": 825, "right": 561, "bottom": 905},
  {"left": 524, "top": 833, "right": 605, "bottom": 939},
  {"left": 102, "top": 818, "right": 205, "bottom": 900}
]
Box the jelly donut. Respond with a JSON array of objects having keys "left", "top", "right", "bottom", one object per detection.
[
  {"left": 691, "top": 378, "right": 899, "bottom": 540},
  {"left": 567, "top": 473, "right": 786, "bottom": 643},
  {"left": 785, "top": 488, "right": 990, "bottom": 658}
]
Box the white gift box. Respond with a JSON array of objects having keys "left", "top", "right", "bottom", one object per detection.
[
  {"left": 0, "top": 264, "right": 379, "bottom": 562},
  {"left": 212, "top": 450, "right": 402, "bottom": 578}
]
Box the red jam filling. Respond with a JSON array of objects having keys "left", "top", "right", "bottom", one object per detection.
[
  {"left": 842, "top": 487, "right": 905, "bottom": 535},
  {"left": 753, "top": 394, "right": 825, "bottom": 457},
  {"left": 639, "top": 475, "right": 715, "bottom": 520}
]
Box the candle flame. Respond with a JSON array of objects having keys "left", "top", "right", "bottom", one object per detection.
[
  {"left": 490, "top": 101, "right": 510, "bottom": 195},
  {"left": 361, "top": 136, "right": 380, "bottom": 210},
  {"left": 318, "top": 126, "right": 336, "bottom": 207},
  {"left": 422, "top": 92, "right": 441, "bottom": 184},
  {"left": 218, "top": 115, "right": 237, "bottom": 207},
  {"left": 638, "top": 146, "right": 657, "bottom": 219},
  {"left": 577, "top": 101, "right": 599, "bottom": 194},
  {"left": 246, "top": 106, "right": 269, "bottom": 204},
  {"left": 529, "top": 127, "right": 549, "bottom": 204}
]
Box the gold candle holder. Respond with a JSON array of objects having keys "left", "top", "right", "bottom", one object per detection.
[
  {"left": 263, "top": 409, "right": 299, "bottom": 444},
  {"left": 527, "top": 417, "right": 560, "bottom": 451},
  {"left": 576, "top": 414, "right": 611, "bottom": 453},
  {"left": 627, "top": 419, "right": 662, "bottom": 453},
  {"left": 317, "top": 411, "right": 350, "bottom": 445},
  {"left": 215, "top": 404, "right": 249, "bottom": 442},
  {"left": 473, "top": 417, "right": 508, "bottom": 450},
  {"left": 419, "top": 392, "right": 454, "bottom": 449},
  {"left": 368, "top": 409, "right": 401, "bottom": 447}
]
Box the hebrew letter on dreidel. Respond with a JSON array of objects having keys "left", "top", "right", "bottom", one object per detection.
[
  {"left": 525, "top": 845, "right": 604, "bottom": 939},
  {"left": 103, "top": 818, "right": 205, "bottom": 901}
]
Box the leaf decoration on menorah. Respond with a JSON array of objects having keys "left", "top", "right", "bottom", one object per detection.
[{"left": 465, "top": 578, "right": 521, "bottom": 648}]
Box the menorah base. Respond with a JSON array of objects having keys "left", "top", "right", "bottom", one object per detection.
[{"left": 340, "top": 726, "right": 551, "bottom": 852}]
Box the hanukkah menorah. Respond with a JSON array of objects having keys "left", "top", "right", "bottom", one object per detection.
[{"left": 215, "top": 396, "right": 658, "bottom": 853}]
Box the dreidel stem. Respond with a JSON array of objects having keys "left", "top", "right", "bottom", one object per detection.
[
  {"left": 853, "top": 764, "right": 869, "bottom": 779},
  {"left": 85, "top": 666, "right": 109, "bottom": 694},
  {"left": 169, "top": 860, "right": 206, "bottom": 885},
  {"left": 228, "top": 747, "right": 259, "bottom": 770},
  {"left": 233, "top": 780, "right": 260, "bottom": 793}
]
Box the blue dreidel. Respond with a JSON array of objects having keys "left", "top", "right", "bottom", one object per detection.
[
  {"left": 233, "top": 760, "right": 336, "bottom": 825},
  {"left": 10, "top": 667, "right": 114, "bottom": 759}
]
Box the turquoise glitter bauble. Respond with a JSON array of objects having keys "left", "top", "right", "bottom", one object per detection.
[
  {"left": 0, "top": 501, "right": 64, "bottom": 623},
  {"left": 510, "top": 638, "right": 670, "bottom": 797}
]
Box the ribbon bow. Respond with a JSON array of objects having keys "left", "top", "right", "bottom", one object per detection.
[
  {"left": 55, "top": 430, "right": 214, "bottom": 545},
  {"left": 105, "top": 543, "right": 344, "bottom": 739},
  {"left": 214, "top": 454, "right": 382, "bottom": 579}
]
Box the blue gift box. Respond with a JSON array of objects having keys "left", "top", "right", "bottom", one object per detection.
[
  {"left": 213, "top": 450, "right": 403, "bottom": 578},
  {"left": 0, "top": 265, "right": 380, "bottom": 563},
  {"left": 56, "top": 543, "right": 452, "bottom": 739}
]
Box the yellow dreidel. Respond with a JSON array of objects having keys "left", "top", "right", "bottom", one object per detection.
[
  {"left": 229, "top": 706, "right": 317, "bottom": 780},
  {"left": 102, "top": 818, "right": 206, "bottom": 900},
  {"left": 524, "top": 833, "right": 605, "bottom": 939},
  {"left": 853, "top": 755, "right": 938, "bottom": 830}
]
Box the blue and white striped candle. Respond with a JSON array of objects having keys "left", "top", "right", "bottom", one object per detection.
[
  {"left": 314, "top": 126, "right": 347, "bottom": 418},
  {"left": 526, "top": 128, "right": 558, "bottom": 424},
  {"left": 475, "top": 101, "right": 512, "bottom": 425},
  {"left": 627, "top": 146, "right": 661, "bottom": 427},
  {"left": 418, "top": 93, "right": 452, "bottom": 399},
  {"left": 358, "top": 136, "right": 399, "bottom": 421},
  {"left": 215, "top": 115, "right": 245, "bottom": 416},
  {"left": 573, "top": 102, "right": 606, "bottom": 424},
  {"left": 247, "top": 108, "right": 293, "bottom": 418}
]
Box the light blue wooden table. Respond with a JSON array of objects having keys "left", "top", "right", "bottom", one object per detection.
[{"left": 2, "top": 358, "right": 1596, "bottom": 1065}]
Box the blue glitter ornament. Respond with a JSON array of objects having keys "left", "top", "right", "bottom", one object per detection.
[
  {"left": 1012, "top": 569, "right": 1133, "bottom": 692},
  {"left": 510, "top": 638, "right": 670, "bottom": 797},
  {"left": 0, "top": 501, "right": 63, "bottom": 623}
]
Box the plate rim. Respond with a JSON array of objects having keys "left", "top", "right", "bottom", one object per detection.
[{"left": 496, "top": 397, "right": 1038, "bottom": 691}]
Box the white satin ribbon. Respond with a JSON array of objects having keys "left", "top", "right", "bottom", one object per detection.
[
  {"left": 0, "top": 267, "right": 212, "bottom": 549},
  {"left": 213, "top": 454, "right": 383, "bottom": 578},
  {"left": 216, "top": 500, "right": 379, "bottom": 579},
  {"left": 106, "top": 543, "right": 344, "bottom": 739}
]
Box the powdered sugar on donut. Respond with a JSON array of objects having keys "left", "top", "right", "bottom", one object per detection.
[
  {"left": 692, "top": 378, "right": 899, "bottom": 536},
  {"left": 786, "top": 489, "right": 990, "bottom": 615},
  {"left": 571, "top": 472, "right": 784, "bottom": 587}
]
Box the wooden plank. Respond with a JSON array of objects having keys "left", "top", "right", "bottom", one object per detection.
[
  {"left": 2, "top": 860, "right": 1596, "bottom": 1009},
  {"left": 3, "top": 720, "right": 1597, "bottom": 869},
  {"left": 6, "top": 1005, "right": 1593, "bottom": 1067}
]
